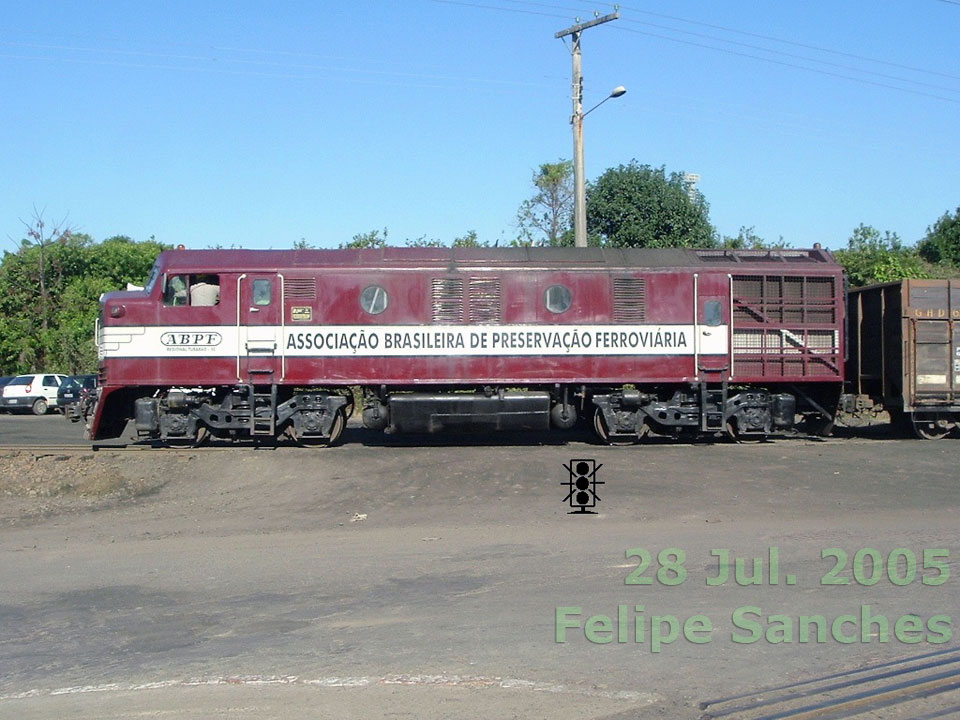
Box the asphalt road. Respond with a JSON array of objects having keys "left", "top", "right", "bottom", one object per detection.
[
  {"left": 0, "top": 411, "right": 90, "bottom": 445},
  {"left": 0, "top": 415, "right": 959, "bottom": 718}
]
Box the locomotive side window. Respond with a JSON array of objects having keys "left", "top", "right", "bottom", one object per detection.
[
  {"left": 163, "top": 275, "right": 189, "bottom": 306},
  {"left": 163, "top": 274, "right": 220, "bottom": 306},
  {"left": 191, "top": 275, "right": 220, "bottom": 306},
  {"left": 252, "top": 279, "right": 271, "bottom": 306},
  {"left": 360, "top": 285, "right": 389, "bottom": 315},
  {"left": 545, "top": 284, "right": 572, "bottom": 314},
  {"left": 704, "top": 300, "right": 722, "bottom": 326}
]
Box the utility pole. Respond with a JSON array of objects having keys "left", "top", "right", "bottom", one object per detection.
[{"left": 556, "top": 11, "right": 619, "bottom": 248}]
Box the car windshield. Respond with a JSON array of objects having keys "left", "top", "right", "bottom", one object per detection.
[
  {"left": 61, "top": 378, "right": 80, "bottom": 390},
  {"left": 9, "top": 376, "right": 32, "bottom": 386},
  {"left": 80, "top": 376, "right": 97, "bottom": 388}
]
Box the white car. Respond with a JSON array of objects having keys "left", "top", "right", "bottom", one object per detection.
[{"left": 0, "top": 374, "right": 68, "bottom": 415}]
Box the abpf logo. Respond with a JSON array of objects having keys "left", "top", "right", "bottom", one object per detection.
[
  {"left": 563, "top": 459, "right": 603, "bottom": 515},
  {"left": 160, "top": 331, "right": 222, "bottom": 347}
]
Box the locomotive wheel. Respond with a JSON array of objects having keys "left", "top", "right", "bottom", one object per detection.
[
  {"left": 592, "top": 408, "right": 638, "bottom": 445},
  {"left": 164, "top": 425, "right": 209, "bottom": 448},
  {"left": 292, "top": 408, "right": 346, "bottom": 447},
  {"left": 910, "top": 414, "right": 954, "bottom": 440},
  {"left": 725, "top": 421, "right": 765, "bottom": 443},
  {"left": 328, "top": 408, "right": 346, "bottom": 445},
  {"left": 593, "top": 407, "right": 611, "bottom": 443}
]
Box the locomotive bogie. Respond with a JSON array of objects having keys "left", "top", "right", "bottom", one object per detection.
[{"left": 130, "top": 385, "right": 349, "bottom": 445}]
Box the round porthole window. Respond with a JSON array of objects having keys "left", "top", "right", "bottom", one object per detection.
[
  {"left": 545, "top": 284, "right": 572, "bottom": 314},
  {"left": 360, "top": 285, "right": 389, "bottom": 315}
]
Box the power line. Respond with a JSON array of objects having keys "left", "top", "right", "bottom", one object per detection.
[
  {"left": 619, "top": 18, "right": 960, "bottom": 96},
  {"left": 0, "top": 39, "right": 556, "bottom": 91},
  {"left": 431, "top": 0, "right": 567, "bottom": 19},
  {"left": 577, "top": 0, "right": 960, "bottom": 83},
  {"left": 614, "top": 25, "right": 960, "bottom": 105},
  {"left": 437, "top": 0, "right": 960, "bottom": 104},
  {"left": 503, "top": 0, "right": 960, "bottom": 83}
]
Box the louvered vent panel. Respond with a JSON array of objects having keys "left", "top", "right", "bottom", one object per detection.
[
  {"left": 431, "top": 278, "right": 464, "bottom": 324},
  {"left": 613, "top": 278, "right": 646, "bottom": 322},
  {"left": 468, "top": 277, "right": 501, "bottom": 324},
  {"left": 285, "top": 277, "right": 317, "bottom": 300}
]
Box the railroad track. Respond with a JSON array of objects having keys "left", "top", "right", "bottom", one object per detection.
[
  {"left": 0, "top": 443, "right": 281, "bottom": 454},
  {"left": 699, "top": 646, "right": 960, "bottom": 719}
]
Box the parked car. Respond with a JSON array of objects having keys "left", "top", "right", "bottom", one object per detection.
[
  {"left": 0, "top": 374, "right": 68, "bottom": 415},
  {"left": 58, "top": 374, "right": 98, "bottom": 422}
]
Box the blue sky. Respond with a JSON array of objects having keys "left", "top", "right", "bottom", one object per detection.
[{"left": 2, "top": 1, "right": 958, "bottom": 252}]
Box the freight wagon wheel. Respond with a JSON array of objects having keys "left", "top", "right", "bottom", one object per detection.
[{"left": 910, "top": 414, "right": 954, "bottom": 440}]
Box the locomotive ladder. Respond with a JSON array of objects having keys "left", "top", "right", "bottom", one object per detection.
[{"left": 249, "top": 381, "right": 277, "bottom": 436}]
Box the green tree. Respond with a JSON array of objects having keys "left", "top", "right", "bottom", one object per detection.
[
  {"left": 834, "top": 224, "right": 929, "bottom": 287},
  {"left": 516, "top": 160, "right": 574, "bottom": 246},
  {"left": 918, "top": 206, "right": 960, "bottom": 267},
  {"left": 0, "top": 226, "right": 167, "bottom": 374},
  {"left": 340, "top": 228, "right": 388, "bottom": 249},
  {"left": 721, "top": 226, "right": 784, "bottom": 250},
  {"left": 586, "top": 161, "right": 716, "bottom": 248},
  {"left": 404, "top": 235, "right": 444, "bottom": 248},
  {"left": 452, "top": 230, "right": 487, "bottom": 248}
]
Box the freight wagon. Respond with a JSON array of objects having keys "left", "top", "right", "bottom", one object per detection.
[{"left": 845, "top": 279, "right": 960, "bottom": 439}]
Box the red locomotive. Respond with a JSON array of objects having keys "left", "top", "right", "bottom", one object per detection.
[{"left": 90, "top": 246, "right": 845, "bottom": 444}]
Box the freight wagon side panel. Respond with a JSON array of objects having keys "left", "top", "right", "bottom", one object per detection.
[{"left": 902, "top": 279, "right": 960, "bottom": 410}]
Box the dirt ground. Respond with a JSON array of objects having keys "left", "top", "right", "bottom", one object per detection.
[
  {"left": 0, "top": 450, "right": 180, "bottom": 520},
  {"left": 1, "top": 419, "right": 960, "bottom": 718}
]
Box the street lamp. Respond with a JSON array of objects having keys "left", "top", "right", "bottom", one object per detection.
[{"left": 573, "top": 85, "right": 626, "bottom": 248}]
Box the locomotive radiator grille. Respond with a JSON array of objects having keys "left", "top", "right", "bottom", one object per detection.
[
  {"left": 732, "top": 274, "right": 841, "bottom": 378},
  {"left": 468, "top": 278, "right": 501, "bottom": 324},
  {"left": 733, "top": 274, "right": 837, "bottom": 325},
  {"left": 285, "top": 277, "right": 317, "bottom": 300},
  {"left": 612, "top": 278, "right": 646, "bottom": 323},
  {"left": 432, "top": 278, "right": 464, "bottom": 324}
]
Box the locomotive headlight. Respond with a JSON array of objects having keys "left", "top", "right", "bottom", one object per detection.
[{"left": 109, "top": 304, "right": 126, "bottom": 318}]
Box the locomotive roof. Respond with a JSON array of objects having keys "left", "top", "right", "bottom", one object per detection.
[{"left": 157, "top": 246, "right": 838, "bottom": 272}]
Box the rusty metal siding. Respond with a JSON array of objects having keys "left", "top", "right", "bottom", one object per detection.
[
  {"left": 849, "top": 279, "right": 960, "bottom": 412},
  {"left": 903, "top": 279, "right": 960, "bottom": 408}
]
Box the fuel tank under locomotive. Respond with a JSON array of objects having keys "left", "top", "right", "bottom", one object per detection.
[{"left": 361, "top": 384, "right": 799, "bottom": 440}]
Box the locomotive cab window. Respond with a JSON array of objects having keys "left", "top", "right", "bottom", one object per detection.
[
  {"left": 360, "top": 285, "right": 389, "bottom": 315},
  {"left": 163, "top": 274, "right": 220, "bottom": 306},
  {"left": 704, "top": 300, "right": 722, "bottom": 326},
  {"left": 545, "top": 284, "right": 572, "bottom": 314},
  {"left": 252, "top": 279, "right": 271, "bottom": 306}
]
